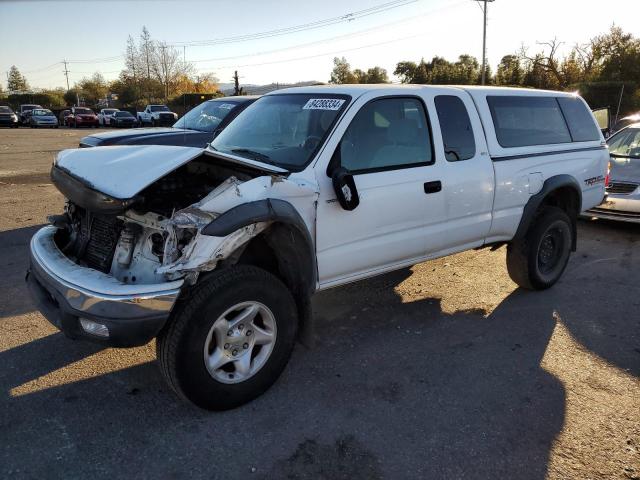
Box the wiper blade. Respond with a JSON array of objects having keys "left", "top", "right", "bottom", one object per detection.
[{"left": 231, "top": 148, "right": 272, "bottom": 162}]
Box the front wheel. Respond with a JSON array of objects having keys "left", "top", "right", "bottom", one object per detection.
[
  {"left": 157, "top": 265, "right": 298, "bottom": 410},
  {"left": 506, "top": 206, "right": 573, "bottom": 290}
]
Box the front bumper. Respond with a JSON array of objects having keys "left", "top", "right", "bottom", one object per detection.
[
  {"left": 26, "top": 226, "right": 183, "bottom": 347},
  {"left": 584, "top": 193, "right": 640, "bottom": 223}
]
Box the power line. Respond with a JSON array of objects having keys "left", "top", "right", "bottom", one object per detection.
[
  {"left": 193, "top": 30, "right": 433, "bottom": 72},
  {"left": 23, "top": 0, "right": 418, "bottom": 71},
  {"left": 171, "top": 0, "right": 418, "bottom": 47},
  {"left": 188, "top": 1, "right": 466, "bottom": 66}
]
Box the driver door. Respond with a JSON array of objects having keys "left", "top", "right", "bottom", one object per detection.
[{"left": 315, "top": 95, "right": 447, "bottom": 287}]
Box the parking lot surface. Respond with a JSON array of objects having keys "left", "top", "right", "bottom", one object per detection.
[{"left": 0, "top": 128, "right": 639, "bottom": 479}]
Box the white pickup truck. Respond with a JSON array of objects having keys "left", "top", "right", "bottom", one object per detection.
[
  {"left": 27, "top": 85, "right": 607, "bottom": 410},
  {"left": 137, "top": 104, "right": 178, "bottom": 127}
]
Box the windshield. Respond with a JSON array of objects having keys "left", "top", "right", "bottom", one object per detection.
[
  {"left": 104, "top": 109, "right": 118, "bottom": 114},
  {"left": 33, "top": 109, "right": 53, "bottom": 116},
  {"left": 22, "top": 105, "right": 39, "bottom": 111},
  {"left": 173, "top": 100, "right": 240, "bottom": 132},
  {"left": 608, "top": 127, "right": 640, "bottom": 158},
  {"left": 115, "top": 111, "right": 134, "bottom": 117},
  {"left": 75, "top": 108, "right": 93, "bottom": 115},
  {"left": 0, "top": 106, "right": 12, "bottom": 114},
  {"left": 210, "top": 94, "right": 350, "bottom": 170},
  {"left": 150, "top": 105, "right": 169, "bottom": 112}
]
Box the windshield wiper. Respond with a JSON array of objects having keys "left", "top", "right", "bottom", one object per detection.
[{"left": 231, "top": 148, "right": 272, "bottom": 162}]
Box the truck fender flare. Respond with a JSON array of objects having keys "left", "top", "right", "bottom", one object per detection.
[
  {"left": 514, "top": 174, "right": 582, "bottom": 250},
  {"left": 202, "top": 199, "right": 317, "bottom": 345}
]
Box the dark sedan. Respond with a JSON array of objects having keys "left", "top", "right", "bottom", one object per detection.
[
  {"left": 110, "top": 111, "right": 138, "bottom": 128},
  {"left": 0, "top": 106, "right": 19, "bottom": 128},
  {"left": 79, "top": 96, "right": 257, "bottom": 148}
]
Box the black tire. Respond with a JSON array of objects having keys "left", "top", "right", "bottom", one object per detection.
[
  {"left": 157, "top": 265, "right": 298, "bottom": 410},
  {"left": 506, "top": 206, "right": 573, "bottom": 290}
]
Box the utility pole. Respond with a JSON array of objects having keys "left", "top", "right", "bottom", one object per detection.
[
  {"left": 62, "top": 60, "right": 70, "bottom": 91},
  {"left": 476, "top": 0, "right": 495, "bottom": 85},
  {"left": 233, "top": 70, "right": 242, "bottom": 96}
]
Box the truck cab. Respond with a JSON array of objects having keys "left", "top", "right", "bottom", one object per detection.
[
  {"left": 137, "top": 104, "right": 178, "bottom": 127},
  {"left": 27, "top": 85, "right": 607, "bottom": 410}
]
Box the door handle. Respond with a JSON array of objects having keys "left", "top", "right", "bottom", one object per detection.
[{"left": 424, "top": 181, "right": 442, "bottom": 194}]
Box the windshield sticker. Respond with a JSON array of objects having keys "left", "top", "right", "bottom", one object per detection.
[
  {"left": 218, "top": 103, "right": 235, "bottom": 110},
  {"left": 302, "top": 98, "right": 345, "bottom": 111}
]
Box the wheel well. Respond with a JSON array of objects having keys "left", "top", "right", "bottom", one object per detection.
[
  {"left": 540, "top": 186, "right": 580, "bottom": 218},
  {"left": 234, "top": 223, "right": 316, "bottom": 345}
]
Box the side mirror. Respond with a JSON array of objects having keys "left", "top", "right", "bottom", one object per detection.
[{"left": 331, "top": 167, "right": 359, "bottom": 211}]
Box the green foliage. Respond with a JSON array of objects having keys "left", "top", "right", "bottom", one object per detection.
[
  {"left": 7, "top": 66, "right": 29, "bottom": 92},
  {"left": 394, "top": 55, "right": 481, "bottom": 85},
  {"left": 329, "top": 57, "right": 358, "bottom": 84},
  {"left": 2, "top": 90, "right": 66, "bottom": 109}
]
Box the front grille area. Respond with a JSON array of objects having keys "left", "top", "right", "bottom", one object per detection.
[
  {"left": 606, "top": 182, "right": 639, "bottom": 195},
  {"left": 70, "top": 207, "right": 123, "bottom": 273},
  {"left": 159, "top": 113, "right": 174, "bottom": 120}
]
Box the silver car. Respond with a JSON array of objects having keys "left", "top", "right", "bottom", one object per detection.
[
  {"left": 30, "top": 108, "right": 59, "bottom": 128},
  {"left": 587, "top": 122, "right": 640, "bottom": 223}
]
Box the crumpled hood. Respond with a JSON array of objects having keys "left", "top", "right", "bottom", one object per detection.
[
  {"left": 610, "top": 156, "right": 640, "bottom": 184},
  {"left": 55, "top": 145, "right": 204, "bottom": 199}
]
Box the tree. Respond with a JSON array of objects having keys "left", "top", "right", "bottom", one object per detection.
[
  {"left": 359, "top": 66, "right": 389, "bottom": 84},
  {"left": 496, "top": 55, "right": 523, "bottom": 86},
  {"left": 77, "top": 72, "right": 109, "bottom": 105},
  {"left": 7, "top": 66, "right": 29, "bottom": 92},
  {"left": 329, "top": 57, "right": 357, "bottom": 84},
  {"left": 394, "top": 59, "right": 431, "bottom": 84}
]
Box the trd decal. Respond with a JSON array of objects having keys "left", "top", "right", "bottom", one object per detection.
[{"left": 584, "top": 175, "right": 605, "bottom": 186}]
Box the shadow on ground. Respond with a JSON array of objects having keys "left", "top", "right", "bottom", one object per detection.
[
  {"left": 0, "top": 225, "right": 43, "bottom": 318},
  {"left": 1, "top": 266, "right": 565, "bottom": 480}
]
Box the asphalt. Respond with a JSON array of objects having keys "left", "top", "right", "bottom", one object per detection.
[{"left": 0, "top": 128, "right": 638, "bottom": 480}]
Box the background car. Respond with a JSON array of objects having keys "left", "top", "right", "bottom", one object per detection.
[
  {"left": 109, "top": 110, "right": 138, "bottom": 128},
  {"left": 18, "top": 104, "right": 41, "bottom": 125},
  {"left": 29, "top": 108, "right": 58, "bottom": 128},
  {"left": 66, "top": 107, "right": 99, "bottom": 128},
  {"left": 611, "top": 113, "right": 640, "bottom": 134},
  {"left": 98, "top": 108, "right": 120, "bottom": 126},
  {"left": 58, "top": 109, "right": 71, "bottom": 126},
  {"left": 586, "top": 122, "right": 640, "bottom": 223},
  {"left": 79, "top": 96, "right": 256, "bottom": 147},
  {"left": 0, "top": 106, "right": 19, "bottom": 128}
]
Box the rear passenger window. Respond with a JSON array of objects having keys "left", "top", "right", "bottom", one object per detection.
[
  {"left": 557, "top": 97, "right": 600, "bottom": 142},
  {"left": 487, "top": 96, "right": 572, "bottom": 147},
  {"left": 339, "top": 97, "right": 433, "bottom": 173},
  {"left": 435, "top": 95, "right": 476, "bottom": 161}
]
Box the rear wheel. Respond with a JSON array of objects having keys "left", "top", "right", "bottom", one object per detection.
[
  {"left": 506, "top": 206, "right": 573, "bottom": 290},
  {"left": 157, "top": 265, "right": 298, "bottom": 410}
]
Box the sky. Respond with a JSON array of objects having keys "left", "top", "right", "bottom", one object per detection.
[{"left": 1, "top": 0, "right": 638, "bottom": 90}]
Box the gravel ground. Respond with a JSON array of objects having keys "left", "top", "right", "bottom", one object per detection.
[{"left": 0, "top": 128, "right": 638, "bottom": 479}]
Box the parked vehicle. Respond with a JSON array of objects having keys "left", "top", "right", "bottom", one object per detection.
[
  {"left": 611, "top": 113, "right": 640, "bottom": 134},
  {"left": 0, "top": 106, "right": 19, "bottom": 128},
  {"left": 18, "top": 104, "right": 42, "bottom": 125},
  {"left": 29, "top": 108, "right": 59, "bottom": 128},
  {"left": 58, "top": 109, "right": 71, "bottom": 126},
  {"left": 98, "top": 108, "right": 120, "bottom": 126},
  {"left": 109, "top": 110, "right": 138, "bottom": 128},
  {"left": 137, "top": 104, "right": 178, "bottom": 127},
  {"left": 66, "top": 107, "right": 98, "bottom": 128},
  {"left": 79, "top": 97, "right": 256, "bottom": 148},
  {"left": 586, "top": 122, "right": 640, "bottom": 222},
  {"left": 27, "top": 86, "right": 607, "bottom": 410}
]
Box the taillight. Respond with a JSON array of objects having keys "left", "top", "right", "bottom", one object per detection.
[{"left": 605, "top": 160, "right": 611, "bottom": 188}]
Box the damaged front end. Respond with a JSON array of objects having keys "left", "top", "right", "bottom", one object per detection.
[
  {"left": 28, "top": 145, "right": 318, "bottom": 346},
  {"left": 48, "top": 149, "right": 318, "bottom": 289}
]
